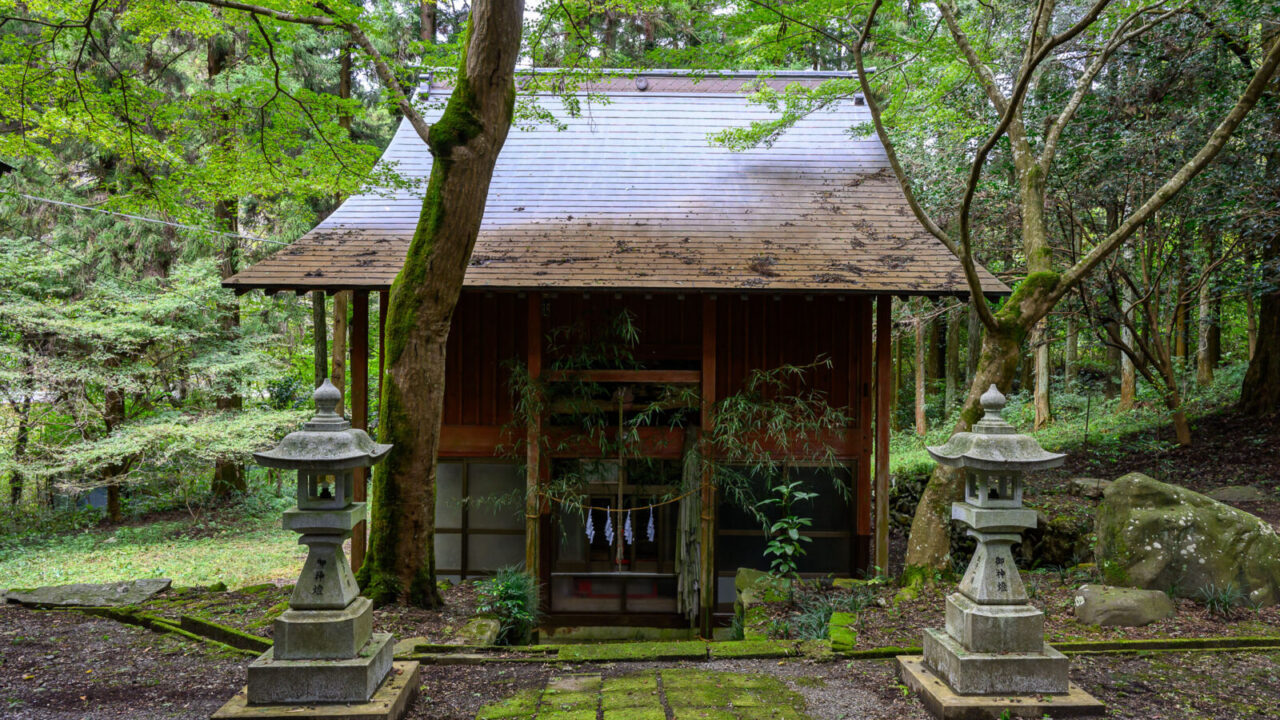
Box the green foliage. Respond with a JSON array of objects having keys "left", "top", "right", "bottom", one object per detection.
[
  {"left": 1199, "top": 582, "right": 1245, "bottom": 618},
  {"left": 475, "top": 567, "right": 542, "bottom": 646},
  {"left": 756, "top": 479, "right": 815, "bottom": 579}
]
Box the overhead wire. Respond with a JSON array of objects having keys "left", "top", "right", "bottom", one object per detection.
[{"left": 7, "top": 191, "right": 291, "bottom": 246}]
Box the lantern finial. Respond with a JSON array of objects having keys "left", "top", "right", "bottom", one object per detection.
[
  {"left": 979, "top": 384, "right": 1004, "bottom": 414},
  {"left": 314, "top": 378, "right": 342, "bottom": 416}
]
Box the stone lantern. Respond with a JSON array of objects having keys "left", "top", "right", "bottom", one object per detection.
[
  {"left": 897, "top": 385, "right": 1102, "bottom": 717},
  {"left": 214, "top": 379, "right": 418, "bottom": 720}
]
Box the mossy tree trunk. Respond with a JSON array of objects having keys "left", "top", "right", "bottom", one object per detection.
[
  {"left": 1238, "top": 25, "right": 1280, "bottom": 415},
  {"left": 356, "top": 0, "right": 524, "bottom": 608}
]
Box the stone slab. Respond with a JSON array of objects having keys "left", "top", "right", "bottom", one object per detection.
[
  {"left": 1073, "top": 584, "right": 1175, "bottom": 627},
  {"left": 923, "top": 628, "right": 1068, "bottom": 695},
  {"left": 898, "top": 656, "right": 1104, "bottom": 719},
  {"left": 212, "top": 661, "right": 419, "bottom": 720},
  {"left": 275, "top": 597, "right": 374, "bottom": 660},
  {"left": 5, "top": 578, "right": 171, "bottom": 607},
  {"left": 247, "top": 633, "right": 393, "bottom": 704}
]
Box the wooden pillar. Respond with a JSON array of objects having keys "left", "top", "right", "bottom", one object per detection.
[
  {"left": 350, "top": 290, "right": 369, "bottom": 574},
  {"left": 525, "top": 293, "right": 542, "bottom": 579},
  {"left": 699, "top": 295, "right": 717, "bottom": 637},
  {"left": 378, "top": 291, "right": 387, "bottom": 403},
  {"left": 874, "top": 295, "right": 892, "bottom": 574},
  {"left": 852, "top": 298, "right": 872, "bottom": 571},
  {"left": 312, "top": 292, "right": 327, "bottom": 387}
]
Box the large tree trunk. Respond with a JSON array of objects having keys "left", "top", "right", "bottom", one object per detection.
[
  {"left": 967, "top": 302, "right": 981, "bottom": 382},
  {"left": 905, "top": 323, "right": 1026, "bottom": 568},
  {"left": 357, "top": 1, "right": 524, "bottom": 608},
  {"left": 209, "top": 33, "right": 245, "bottom": 499},
  {"left": 420, "top": 0, "right": 437, "bottom": 45},
  {"left": 914, "top": 312, "right": 927, "bottom": 435},
  {"left": 945, "top": 306, "right": 960, "bottom": 413},
  {"left": 1247, "top": 290, "right": 1258, "bottom": 361},
  {"left": 1033, "top": 319, "right": 1051, "bottom": 429},
  {"left": 1120, "top": 280, "right": 1137, "bottom": 410},
  {"left": 1064, "top": 311, "right": 1078, "bottom": 386},
  {"left": 9, "top": 395, "right": 31, "bottom": 505},
  {"left": 1238, "top": 24, "right": 1280, "bottom": 414},
  {"left": 103, "top": 387, "right": 127, "bottom": 524},
  {"left": 1197, "top": 230, "right": 1219, "bottom": 385}
]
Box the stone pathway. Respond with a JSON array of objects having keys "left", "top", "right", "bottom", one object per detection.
[{"left": 477, "top": 669, "right": 811, "bottom": 720}]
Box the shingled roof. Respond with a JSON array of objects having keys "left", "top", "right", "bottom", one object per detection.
[{"left": 224, "top": 70, "right": 1009, "bottom": 297}]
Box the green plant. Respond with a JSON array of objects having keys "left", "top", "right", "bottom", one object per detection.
[
  {"left": 475, "top": 566, "right": 542, "bottom": 646},
  {"left": 1198, "top": 582, "right": 1245, "bottom": 618},
  {"left": 756, "top": 480, "right": 816, "bottom": 578}
]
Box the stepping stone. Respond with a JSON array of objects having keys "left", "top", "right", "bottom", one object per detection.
[
  {"left": 547, "top": 674, "right": 602, "bottom": 693},
  {"left": 5, "top": 578, "right": 171, "bottom": 607}
]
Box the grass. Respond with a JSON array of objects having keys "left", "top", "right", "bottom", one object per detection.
[{"left": 0, "top": 506, "right": 304, "bottom": 589}]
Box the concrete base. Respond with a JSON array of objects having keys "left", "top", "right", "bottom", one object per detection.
[
  {"left": 944, "top": 594, "right": 1044, "bottom": 654},
  {"left": 898, "top": 656, "right": 1104, "bottom": 719},
  {"left": 247, "top": 633, "right": 393, "bottom": 704},
  {"left": 923, "top": 628, "right": 1068, "bottom": 695},
  {"left": 274, "top": 597, "right": 373, "bottom": 660},
  {"left": 213, "top": 661, "right": 419, "bottom": 720}
]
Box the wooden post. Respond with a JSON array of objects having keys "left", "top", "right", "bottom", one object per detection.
[
  {"left": 875, "top": 296, "right": 892, "bottom": 574},
  {"left": 312, "top": 292, "right": 327, "bottom": 386},
  {"left": 525, "top": 293, "right": 542, "bottom": 579},
  {"left": 699, "top": 295, "right": 717, "bottom": 637},
  {"left": 350, "top": 290, "right": 369, "bottom": 574},
  {"left": 378, "top": 291, "right": 387, "bottom": 404}
]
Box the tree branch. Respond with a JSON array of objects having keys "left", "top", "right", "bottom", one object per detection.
[{"left": 1053, "top": 33, "right": 1280, "bottom": 304}]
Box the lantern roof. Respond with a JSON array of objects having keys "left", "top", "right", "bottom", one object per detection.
[
  {"left": 926, "top": 385, "right": 1065, "bottom": 472},
  {"left": 253, "top": 379, "right": 392, "bottom": 470}
]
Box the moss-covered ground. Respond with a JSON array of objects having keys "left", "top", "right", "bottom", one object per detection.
[{"left": 476, "top": 669, "right": 811, "bottom": 720}]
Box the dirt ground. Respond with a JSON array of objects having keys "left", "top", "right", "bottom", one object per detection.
[{"left": 5, "top": 603, "right": 1280, "bottom": 720}]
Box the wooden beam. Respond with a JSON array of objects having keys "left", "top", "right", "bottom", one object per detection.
[
  {"left": 350, "top": 290, "right": 369, "bottom": 575},
  {"left": 525, "top": 293, "right": 542, "bottom": 581},
  {"left": 542, "top": 369, "right": 701, "bottom": 384},
  {"left": 699, "top": 295, "right": 716, "bottom": 637},
  {"left": 875, "top": 295, "right": 892, "bottom": 574},
  {"left": 854, "top": 299, "right": 873, "bottom": 548}
]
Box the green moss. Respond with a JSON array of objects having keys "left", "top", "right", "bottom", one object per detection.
[
  {"left": 708, "top": 640, "right": 796, "bottom": 659},
  {"left": 828, "top": 612, "right": 858, "bottom": 652},
  {"left": 476, "top": 688, "right": 540, "bottom": 720},
  {"left": 995, "top": 271, "right": 1059, "bottom": 332},
  {"left": 557, "top": 640, "right": 707, "bottom": 662}
]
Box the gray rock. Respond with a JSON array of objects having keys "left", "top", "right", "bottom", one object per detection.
[
  {"left": 1207, "top": 486, "right": 1268, "bottom": 503},
  {"left": 1096, "top": 473, "right": 1280, "bottom": 607},
  {"left": 1071, "top": 477, "right": 1112, "bottom": 499},
  {"left": 1073, "top": 584, "right": 1175, "bottom": 626},
  {"left": 6, "top": 578, "right": 171, "bottom": 607},
  {"left": 458, "top": 616, "right": 501, "bottom": 645}
]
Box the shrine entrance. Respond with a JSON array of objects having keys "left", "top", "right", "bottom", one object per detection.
[{"left": 546, "top": 459, "right": 687, "bottom": 620}]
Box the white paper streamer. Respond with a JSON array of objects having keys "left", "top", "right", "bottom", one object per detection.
[
  {"left": 647, "top": 508, "right": 655, "bottom": 542},
  {"left": 585, "top": 508, "right": 595, "bottom": 543},
  {"left": 604, "top": 505, "right": 614, "bottom": 546},
  {"left": 624, "top": 509, "right": 634, "bottom": 545}
]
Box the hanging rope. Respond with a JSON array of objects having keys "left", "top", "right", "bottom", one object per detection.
[{"left": 540, "top": 488, "right": 699, "bottom": 514}]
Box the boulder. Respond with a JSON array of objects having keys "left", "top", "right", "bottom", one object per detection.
[
  {"left": 1207, "top": 486, "right": 1268, "bottom": 503},
  {"left": 1073, "top": 584, "right": 1175, "bottom": 627},
  {"left": 1096, "top": 473, "right": 1280, "bottom": 607},
  {"left": 5, "top": 578, "right": 171, "bottom": 607},
  {"left": 734, "top": 567, "right": 791, "bottom": 605},
  {"left": 1071, "top": 478, "right": 1112, "bottom": 499},
  {"left": 458, "top": 616, "right": 501, "bottom": 646}
]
